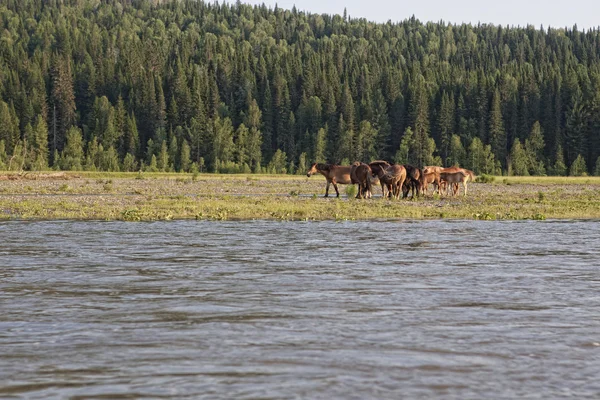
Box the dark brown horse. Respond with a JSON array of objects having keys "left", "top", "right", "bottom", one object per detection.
[
  {"left": 306, "top": 163, "right": 353, "bottom": 197},
  {"left": 403, "top": 165, "right": 424, "bottom": 198},
  {"left": 350, "top": 162, "right": 373, "bottom": 199}
]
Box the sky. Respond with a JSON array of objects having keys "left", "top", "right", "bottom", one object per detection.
[{"left": 240, "top": 0, "right": 600, "bottom": 30}]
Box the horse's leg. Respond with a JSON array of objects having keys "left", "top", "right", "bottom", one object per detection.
[
  {"left": 324, "top": 181, "right": 330, "bottom": 197},
  {"left": 397, "top": 176, "right": 405, "bottom": 200},
  {"left": 332, "top": 182, "right": 340, "bottom": 198},
  {"left": 464, "top": 181, "right": 467, "bottom": 196}
]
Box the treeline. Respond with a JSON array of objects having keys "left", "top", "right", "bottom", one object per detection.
[{"left": 1, "top": 0, "right": 600, "bottom": 175}]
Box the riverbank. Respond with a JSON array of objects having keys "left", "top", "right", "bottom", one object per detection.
[{"left": 1, "top": 172, "right": 600, "bottom": 221}]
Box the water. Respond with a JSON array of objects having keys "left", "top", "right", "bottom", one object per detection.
[{"left": 1, "top": 220, "right": 600, "bottom": 399}]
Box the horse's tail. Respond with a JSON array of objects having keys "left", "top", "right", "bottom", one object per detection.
[{"left": 365, "top": 172, "right": 372, "bottom": 197}]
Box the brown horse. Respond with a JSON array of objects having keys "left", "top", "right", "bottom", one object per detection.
[
  {"left": 369, "top": 160, "right": 391, "bottom": 196},
  {"left": 374, "top": 164, "right": 406, "bottom": 199},
  {"left": 439, "top": 170, "right": 469, "bottom": 196},
  {"left": 422, "top": 170, "right": 441, "bottom": 195},
  {"left": 307, "top": 163, "right": 353, "bottom": 197},
  {"left": 439, "top": 166, "right": 476, "bottom": 195},
  {"left": 403, "top": 165, "right": 424, "bottom": 198},
  {"left": 351, "top": 162, "right": 373, "bottom": 199}
]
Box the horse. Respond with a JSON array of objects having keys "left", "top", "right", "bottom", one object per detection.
[
  {"left": 439, "top": 170, "right": 469, "bottom": 196},
  {"left": 387, "top": 164, "right": 407, "bottom": 199},
  {"left": 369, "top": 160, "right": 391, "bottom": 196},
  {"left": 403, "top": 165, "right": 424, "bottom": 198},
  {"left": 350, "top": 162, "right": 373, "bottom": 199},
  {"left": 422, "top": 170, "right": 441, "bottom": 195},
  {"left": 439, "top": 166, "right": 476, "bottom": 195},
  {"left": 374, "top": 164, "right": 406, "bottom": 199},
  {"left": 307, "top": 163, "right": 353, "bottom": 198}
]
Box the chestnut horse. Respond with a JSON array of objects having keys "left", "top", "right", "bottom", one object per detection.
[
  {"left": 369, "top": 160, "right": 391, "bottom": 196},
  {"left": 351, "top": 162, "right": 373, "bottom": 199},
  {"left": 425, "top": 166, "right": 476, "bottom": 195},
  {"left": 439, "top": 170, "right": 470, "bottom": 196},
  {"left": 307, "top": 163, "right": 352, "bottom": 197},
  {"left": 422, "top": 170, "right": 441, "bottom": 195},
  {"left": 374, "top": 164, "right": 406, "bottom": 199}
]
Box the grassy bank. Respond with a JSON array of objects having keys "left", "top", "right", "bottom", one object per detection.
[{"left": 1, "top": 172, "right": 600, "bottom": 221}]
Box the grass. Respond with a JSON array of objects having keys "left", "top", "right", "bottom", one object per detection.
[{"left": 1, "top": 172, "right": 600, "bottom": 221}]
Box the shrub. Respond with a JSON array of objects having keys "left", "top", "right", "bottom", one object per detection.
[
  {"left": 345, "top": 185, "right": 357, "bottom": 199},
  {"left": 477, "top": 174, "right": 495, "bottom": 183}
]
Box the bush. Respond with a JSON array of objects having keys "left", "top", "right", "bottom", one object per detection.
[
  {"left": 477, "top": 174, "right": 495, "bottom": 183},
  {"left": 345, "top": 185, "right": 357, "bottom": 199}
]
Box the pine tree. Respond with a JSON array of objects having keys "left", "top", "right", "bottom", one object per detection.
[
  {"left": 85, "top": 138, "right": 101, "bottom": 171},
  {"left": 235, "top": 123, "right": 249, "bottom": 166},
  {"left": 51, "top": 55, "right": 77, "bottom": 152},
  {"left": 0, "top": 101, "right": 20, "bottom": 154},
  {"left": 297, "top": 152, "right": 307, "bottom": 175},
  {"left": 0, "top": 141, "right": 6, "bottom": 170},
  {"left": 101, "top": 146, "right": 120, "bottom": 172},
  {"left": 60, "top": 126, "right": 84, "bottom": 171},
  {"left": 168, "top": 135, "right": 178, "bottom": 171},
  {"left": 157, "top": 140, "right": 169, "bottom": 172},
  {"left": 211, "top": 116, "right": 234, "bottom": 171},
  {"left": 180, "top": 139, "right": 191, "bottom": 173},
  {"left": 569, "top": 154, "right": 588, "bottom": 176},
  {"left": 489, "top": 88, "right": 507, "bottom": 168},
  {"left": 356, "top": 121, "right": 377, "bottom": 163},
  {"left": 447, "top": 135, "right": 466, "bottom": 167},
  {"left": 267, "top": 149, "right": 287, "bottom": 174},
  {"left": 524, "top": 121, "right": 546, "bottom": 175},
  {"left": 122, "top": 153, "right": 137, "bottom": 172},
  {"left": 32, "top": 115, "right": 49, "bottom": 170},
  {"left": 594, "top": 156, "right": 600, "bottom": 176},
  {"left": 114, "top": 95, "right": 127, "bottom": 157},
  {"left": 313, "top": 127, "right": 327, "bottom": 163},
  {"left": 549, "top": 145, "right": 567, "bottom": 176},
  {"left": 437, "top": 91, "right": 455, "bottom": 163},
  {"left": 394, "top": 127, "right": 414, "bottom": 165},
  {"left": 409, "top": 75, "right": 434, "bottom": 167},
  {"left": 510, "top": 139, "right": 529, "bottom": 176}
]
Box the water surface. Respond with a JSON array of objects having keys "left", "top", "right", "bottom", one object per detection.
[{"left": 1, "top": 220, "right": 600, "bottom": 398}]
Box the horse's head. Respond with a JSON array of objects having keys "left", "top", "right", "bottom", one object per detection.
[{"left": 306, "top": 163, "right": 318, "bottom": 177}]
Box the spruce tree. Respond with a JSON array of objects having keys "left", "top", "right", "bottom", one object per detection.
[
  {"left": 569, "top": 154, "right": 588, "bottom": 176},
  {"left": 525, "top": 121, "right": 546, "bottom": 175},
  {"left": 489, "top": 88, "right": 507, "bottom": 168},
  {"left": 510, "top": 139, "right": 529, "bottom": 176},
  {"left": 60, "top": 127, "right": 84, "bottom": 171}
]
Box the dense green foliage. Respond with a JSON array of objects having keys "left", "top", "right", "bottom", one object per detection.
[{"left": 1, "top": 0, "right": 599, "bottom": 175}]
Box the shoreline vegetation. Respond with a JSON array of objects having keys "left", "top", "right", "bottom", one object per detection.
[{"left": 1, "top": 172, "right": 600, "bottom": 221}]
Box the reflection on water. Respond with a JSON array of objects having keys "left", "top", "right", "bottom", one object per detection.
[{"left": 1, "top": 220, "right": 600, "bottom": 398}]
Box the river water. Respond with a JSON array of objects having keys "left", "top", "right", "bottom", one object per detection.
[{"left": 1, "top": 220, "right": 600, "bottom": 399}]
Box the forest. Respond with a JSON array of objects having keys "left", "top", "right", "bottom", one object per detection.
[{"left": 0, "top": 0, "right": 599, "bottom": 176}]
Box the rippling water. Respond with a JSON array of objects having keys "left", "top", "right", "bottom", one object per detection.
[{"left": 1, "top": 220, "right": 600, "bottom": 399}]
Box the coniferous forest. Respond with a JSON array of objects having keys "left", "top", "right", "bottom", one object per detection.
[{"left": 1, "top": 0, "right": 600, "bottom": 175}]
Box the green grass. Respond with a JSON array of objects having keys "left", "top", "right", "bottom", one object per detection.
[{"left": 1, "top": 172, "right": 600, "bottom": 221}]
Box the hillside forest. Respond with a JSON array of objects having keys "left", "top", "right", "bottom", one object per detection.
[{"left": 1, "top": 0, "right": 600, "bottom": 176}]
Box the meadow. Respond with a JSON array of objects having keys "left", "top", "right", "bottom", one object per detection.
[{"left": 1, "top": 172, "right": 600, "bottom": 221}]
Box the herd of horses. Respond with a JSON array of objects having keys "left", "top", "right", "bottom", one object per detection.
[{"left": 306, "top": 161, "right": 476, "bottom": 199}]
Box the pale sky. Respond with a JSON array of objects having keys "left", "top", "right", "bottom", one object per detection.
[{"left": 241, "top": 0, "right": 600, "bottom": 30}]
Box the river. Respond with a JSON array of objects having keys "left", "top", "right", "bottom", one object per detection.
[{"left": 1, "top": 220, "right": 600, "bottom": 398}]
